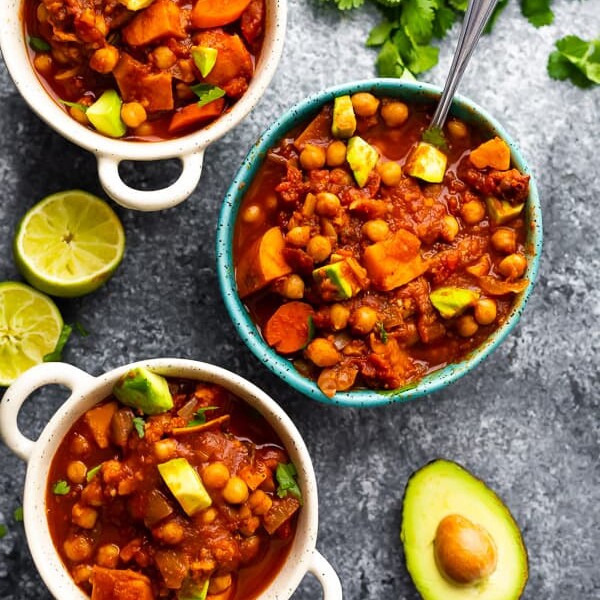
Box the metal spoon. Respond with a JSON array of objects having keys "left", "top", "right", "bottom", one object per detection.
[{"left": 430, "top": 0, "right": 500, "bottom": 131}]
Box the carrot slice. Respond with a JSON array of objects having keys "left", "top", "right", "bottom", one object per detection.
[
  {"left": 168, "top": 98, "right": 225, "bottom": 134},
  {"left": 191, "top": 0, "right": 253, "bottom": 28},
  {"left": 263, "top": 301, "right": 315, "bottom": 354}
]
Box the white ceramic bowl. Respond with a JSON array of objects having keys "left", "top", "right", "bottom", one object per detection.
[
  {"left": 0, "top": 358, "right": 342, "bottom": 599},
  {"left": 0, "top": 1, "right": 287, "bottom": 211}
]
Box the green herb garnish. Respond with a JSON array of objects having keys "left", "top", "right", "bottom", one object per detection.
[
  {"left": 60, "top": 100, "right": 88, "bottom": 113},
  {"left": 74, "top": 321, "right": 90, "bottom": 336},
  {"left": 187, "top": 406, "right": 218, "bottom": 427},
  {"left": 132, "top": 417, "right": 145, "bottom": 438},
  {"left": 377, "top": 322, "right": 388, "bottom": 344},
  {"left": 29, "top": 36, "right": 50, "bottom": 52},
  {"left": 13, "top": 507, "right": 23, "bottom": 522},
  {"left": 52, "top": 480, "right": 71, "bottom": 495},
  {"left": 43, "top": 324, "right": 73, "bottom": 362},
  {"left": 521, "top": 0, "right": 554, "bottom": 28},
  {"left": 86, "top": 464, "right": 102, "bottom": 482},
  {"left": 422, "top": 126, "right": 448, "bottom": 150},
  {"left": 548, "top": 35, "right": 600, "bottom": 88},
  {"left": 190, "top": 83, "right": 226, "bottom": 108},
  {"left": 275, "top": 462, "right": 302, "bottom": 503},
  {"left": 0, "top": 524, "right": 6, "bottom": 539}
]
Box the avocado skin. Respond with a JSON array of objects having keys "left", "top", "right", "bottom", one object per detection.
[{"left": 401, "top": 459, "right": 529, "bottom": 600}]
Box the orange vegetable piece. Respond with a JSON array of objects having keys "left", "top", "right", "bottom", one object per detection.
[
  {"left": 469, "top": 136, "right": 511, "bottom": 170},
  {"left": 477, "top": 276, "right": 529, "bottom": 296},
  {"left": 122, "top": 0, "right": 186, "bottom": 47},
  {"left": 168, "top": 98, "right": 226, "bottom": 134},
  {"left": 91, "top": 566, "right": 153, "bottom": 600},
  {"left": 263, "top": 301, "right": 315, "bottom": 354},
  {"left": 239, "top": 464, "right": 268, "bottom": 490},
  {"left": 363, "top": 229, "right": 428, "bottom": 291},
  {"left": 84, "top": 402, "right": 118, "bottom": 449},
  {"left": 192, "top": 0, "right": 253, "bottom": 28},
  {"left": 236, "top": 226, "right": 292, "bottom": 298},
  {"left": 293, "top": 106, "right": 333, "bottom": 151}
]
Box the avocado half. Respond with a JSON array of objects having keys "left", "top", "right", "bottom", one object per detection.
[{"left": 401, "top": 459, "right": 528, "bottom": 600}]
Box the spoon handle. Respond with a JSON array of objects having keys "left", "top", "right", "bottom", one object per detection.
[{"left": 430, "top": 0, "right": 499, "bottom": 130}]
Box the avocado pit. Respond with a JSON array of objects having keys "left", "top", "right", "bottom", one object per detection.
[{"left": 434, "top": 513, "right": 498, "bottom": 585}]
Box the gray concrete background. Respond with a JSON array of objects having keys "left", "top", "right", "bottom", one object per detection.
[{"left": 0, "top": 0, "right": 599, "bottom": 598}]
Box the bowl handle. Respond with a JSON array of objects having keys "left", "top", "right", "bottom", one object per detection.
[
  {"left": 0, "top": 363, "right": 95, "bottom": 462},
  {"left": 308, "top": 549, "right": 343, "bottom": 599},
  {"left": 97, "top": 151, "right": 204, "bottom": 211}
]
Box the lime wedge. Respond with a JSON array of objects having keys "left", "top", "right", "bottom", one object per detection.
[
  {"left": 14, "top": 190, "right": 126, "bottom": 297},
  {"left": 0, "top": 282, "right": 64, "bottom": 386}
]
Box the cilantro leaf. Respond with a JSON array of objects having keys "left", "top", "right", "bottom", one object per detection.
[
  {"left": 86, "top": 464, "right": 102, "bottom": 482},
  {"left": 187, "top": 406, "right": 218, "bottom": 427},
  {"left": 29, "top": 36, "right": 50, "bottom": 52},
  {"left": 190, "top": 84, "right": 226, "bottom": 108},
  {"left": 0, "top": 525, "right": 6, "bottom": 539},
  {"left": 376, "top": 39, "right": 407, "bottom": 78},
  {"left": 329, "top": 0, "right": 365, "bottom": 8},
  {"left": 377, "top": 322, "right": 388, "bottom": 344},
  {"left": 548, "top": 35, "right": 600, "bottom": 88},
  {"left": 484, "top": 0, "right": 509, "bottom": 34},
  {"left": 74, "top": 321, "right": 90, "bottom": 337},
  {"left": 432, "top": 4, "right": 456, "bottom": 39},
  {"left": 43, "top": 324, "right": 73, "bottom": 362},
  {"left": 447, "top": 0, "right": 467, "bottom": 10},
  {"left": 422, "top": 125, "right": 448, "bottom": 150},
  {"left": 13, "top": 507, "right": 23, "bottom": 522},
  {"left": 407, "top": 44, "right": 439, "bottom": 74},
  {"left": 60, "top": 100, "right": 88, "bottom": 113},
  {"left": 367, "top": 20, "right": 396, "bottom": 47},
  {"left": 275, "top": 463, "right": 303, "bottom": 503},
  {"left": 401, "top": 0, "right": 437, "bottom": 45},
  {"left": 132, "top": 416, "right": 145, "bottom": 438},
  {"left": 520, "top": 0, "right": 554, "bottom": 28},
  {"left": 52, "top": 480, "right": 71, "bottom": 495}
]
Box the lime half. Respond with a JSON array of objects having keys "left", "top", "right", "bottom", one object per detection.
[
  {"left": 0, "top": 282, "right": 64, "bottom": 386},
  {"left": 14, "top": 190, "right": 125, "bottom": 297}
]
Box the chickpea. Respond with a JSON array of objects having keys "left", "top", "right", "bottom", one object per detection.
[
  {"left": 330, "top": 303, "right": 350, "bottom": 330},
  {"left": 350, "top": 306, "right": 378, "bottom": 335},
  {"left": 153, "top": 438, "right": 176, "bottom": 462},
  {"left": 153, "top": 46, "right": 177, "bottom": 70},
  {"left": 377, "top": 161, "right": 402, "bottom": 187},
  {"left": 33, "top": 54, "right": 53, "bottom": 76},
  {"left": 456, "top": 314, "right": 479, "bottom": 337},
  {"left": 203, "top": 462, "right": 230, "bottom": 489},
  {"left": 315, "top": 192, "right": 341, "bottom": 217},
  {"left": 72, "top": 564, "right": 93, "bottom": 585},
  {"left": 248, "top": 490, "right": 273, "bottom": 515},
  {"left": 278, "top": 274, "right": 305, "bottom": 299},
  {"left": 72, "top": 503, "right": 98, "bottom": 529},
  {"left": 461, "top": 199, "right": 485, "bottom": 225},
  {"left": 286, "top": 225, "right": 311, "bottom": 247},
  {"left": 89, "top": 46, "right": 119, "bottom": 74},
  {"left": 81, "top": 480, "right": 103, "bottom": 507},
  {"left": 121, "top": 102, "right": 147, "bottom": 129},
  {"left": 209, "top": 574, "right": 233, "bottom": 595},
  {"left": 175, "top": 82, "right": 195, "bottom": 101},
  {"left": 474, "top": 298, "right": 497, "bottom": 325},
  {"left": 305, "top": 338, "right": 341, "bottom": 367},
  {"left": 240, "top": 516, "right": 261, "bottom": 537},
  {"left": 96, "top": 544, "right": 120, "bottom": 568},
  {"left": 351, "top": 92, "right": 380, "bottom": 117},
  {"left": 66, "top": 460, "right": 87, "bottom": 484},
  {"left": 265, "top": 194, "right": 278, "bottom": 212},
  {"left": 154, "top": 520, "right": 185, "bottom": 545},
  {"left": 381, "top": 101, "right": 409, "bottom": 127},
  {"left": 240, "top": 535, "right": 261, "bottom": 563},
  {"left": 241, "top": 204, "right": 264, "bottom": 225},
  {"left": 69, "top": 105, "right": 89, "bottom": 126},
  {"left": 362, "top": 219, "right": 390, "bottom": 242},
  {"left": 199, "top": 507, "right": 218, "bottom": 524},
  {"left": 442, "top": 214, "right": 460, "bottom": 242},
  {"left": 447, "top": 119, "right": 468, "bottom": 140},
  {"left": 326, "top": 140, "right": 347, "bottom": 167},
  {"left": 299, "top": 144, "right": 326, "bottom": 170},
  {"left": 64, "top": 535, "right": 93, "bottom": 562},
  {"left": 491, "top": 228, "right": 517, "bottom": 254},
  {"left": 133, "top": 122, "right": 155, "bottom": 138},
  {"left": 306, "top": 235, "right": 332, "bottom": 263},
  {"left": 222, "top": 476, "right": 249, "bottom": 504},
  {"left": 36, "top": 3, "right": 49, "bottom": 22},
  {"left": 94, "top": 15, "right": 108, "bottom": 37},
  {"left": 498, "top": 253, "right": 527, "bottom": 279}
]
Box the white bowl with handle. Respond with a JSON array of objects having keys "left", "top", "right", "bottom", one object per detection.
[
  {"left": 0, "top": 358, "right": 342, "bottom": 599},
  {"left": 0, "top": 0, "right": 287, "bottom": 211}
]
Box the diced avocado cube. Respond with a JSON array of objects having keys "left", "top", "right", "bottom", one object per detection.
[
  {"left": 191, "top": 46, "right": 218, "bottom": 78},
  {"left": 86, "top": 90, "right": 126, "bottom": 138},
  {"left": 117, "top": 0, "right": 154, "bottom": 9},
  {"left": 486, "top": 196, "right": 524, "bottom": 225},
  {"left": 331, "top": 95, "right": 356, "bottom": 139},
  {"left": 405, "top": 142, "right": 447, "bottom": 183},
  {"left": 346, "top": 136, "right": 379, "bottom": 188},
  {"left": 430, "top": 287, "right": 480, "bottom": 319},
  {"left": 313, "top": 260, "right": 360, "bottom": 301},
  {"left": 178, "top": 578, "right": 209, "bottom": 600},
  {"left": 158, "top": 458, "right": 212, "bottom": 517},
  {"left": 113, "top": 367, "right": 174, "bottom": 415}
]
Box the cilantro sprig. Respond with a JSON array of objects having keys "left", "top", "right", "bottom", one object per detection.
[
  {"left": 548, "top": 35, "right": 600, "bottom": 88},
  {"left": 190, "top": 84, "right": 226, "bottom": 108},
  {"left": 52, "top": 480, "right": 71, "bottom": 495},
  {"left": 275, "top": 463, "right": 303, "bottom": 503},
  {"left": 187, "top": 406, "right": 218, "bottom": 427}
]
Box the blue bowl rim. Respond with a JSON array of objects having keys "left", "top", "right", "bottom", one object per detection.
[{"left": 216, "top": 78, "right": 543, "bottom": 408}]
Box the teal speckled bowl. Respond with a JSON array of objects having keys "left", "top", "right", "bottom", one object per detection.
[{"left": 216, "top": 79, "right": 543, "bottom": 408}]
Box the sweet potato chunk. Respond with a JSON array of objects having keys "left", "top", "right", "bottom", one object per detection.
[
  {"left": 122, "top": 0, "right": 185, "bottom": 47},
  {"left": 363, "top": 229, "right": 427, "bottom": 291},
  {"left": 194, "top": 30, "right": 253, "bottom": 98},
  {"left": 113, "top": 53, "right": 174, "bottom": 112},
  {"left": 84, "top": 402, "right": 118, "bottom": 449},
  {"left": 91, "top": 567, "right": 154, "bottom": 600},
  {"left": 236, "top": 226, "right": 292, "bottom": 298},
  {"left": 469, "top": 136, "right": 511, "bottom": 170}
]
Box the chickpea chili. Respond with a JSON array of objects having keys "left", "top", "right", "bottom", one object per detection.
[{"left": 233, "top": 93, "right": 531, "bottom": 397}]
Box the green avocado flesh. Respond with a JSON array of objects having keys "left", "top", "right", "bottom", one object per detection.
[
  {"left": 347, "top": 136, "right": 378, "bottom": 188},
  {"left": 86, "top": 89, "right": 126, "bottom": 138},
  {"left": 430, "top": 287, "right": 479, "bottom": 319},
  {"left": 401, "top": 459, "right": 528, "bottom": 600},
  {"left": 158, "top": 458, "right": 212, "bottom": 517},
  {"left": 113, "top": 367, "right": 174, "bottom": 415},
  {"left": 313, "top": 259, "right": 360, "bottom": 300},
  {"left": 331, "top": 95, "right": 356, "bottom": 139}
]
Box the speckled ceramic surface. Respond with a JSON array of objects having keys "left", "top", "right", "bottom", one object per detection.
[{"left": 216, "top": 79, "right": 543, "bottom": 407}]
